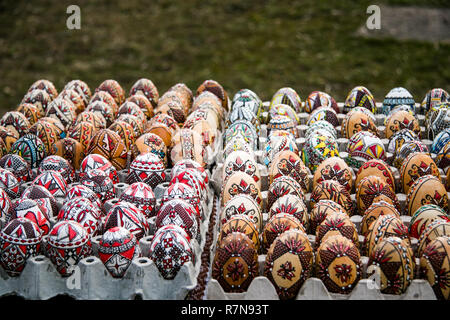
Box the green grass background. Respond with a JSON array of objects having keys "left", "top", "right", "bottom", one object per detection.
[{"left": 0, "top": 0, "right": 448, "bottom": 113}]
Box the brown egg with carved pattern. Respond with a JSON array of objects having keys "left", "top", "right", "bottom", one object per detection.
[
  {"left": 87, "top": 129, "right": 128, "bottom": 171},
  {"left": 264, "top": 229, "right": 313, "bottom": 300},
  {"left": 109, "top": 120, "right": 136, "bottom": 153},
  {"left": 269, "top": 194, "right": 309, "bottom": 231},
  {"left": 364, "top": 214, "right": 410, "bottom": 257},
  {"left": 420, "top": 236, "right": 450, "bottom": 300},
  {"left": 368, "top": 236, "right": 415, "bottom": 295},
  {"left": 341, "top": 109, "right": 378, "bottom": 139},
  {"left": 315, "top": 211, "right": 359, "bottom": 249},
  {"left": 131, "top": 132, "right": 167, "bottom": 166},
  {"left": 212, "top": 232, "right": 258, "bottom": 293},
  {"left": 400, "top": 152, "right": 440, "bottom": 194},
  {"left": 316, "top": 234, "right": 362, "bottom": 294},
  {"left": 417, "top": 219, "right": 450, "bottom": 258},
  {"left": 267, "top": 176, "right": 304, "bottom": 212},
  {"left": 51, "top": 137, "right": 86, "bottom": 170},
  {"left": 309, "top": 199, "right": 348, "bottom": 235},
  {"left": 313, "top": 157, "right": 354, "bottom": 193},
  {"left": 356, "top": 175, "right": 400, "bottom": 215},
  {"left": 170, "top": 128, "right": 205, "bottom": 168},
  {"left": 269, "top": 150, "right": 309, "bottom": 194},
  {"left": 68, "top": 121, "right": 97, "bottom": 153},
  {"left": 310, "top": 179, "right": 353, "bottom": 215},
  {"left": 406, "top": 175, "right": 449, "bottom": 216},
  {"left": 360, "top": 200, "right": 400, "bottom": 237},
  {"left": 384, "top": 110, "right": 420, "bottom": 139},
  {"left": 356, "top": 159, "right": 396, "bottom": 193},
  {"left": 217, "top": 214, "right": 260, "bottom": 252},
  {"left": 262, "top": 212, "right": 306, "bottom": 253}
]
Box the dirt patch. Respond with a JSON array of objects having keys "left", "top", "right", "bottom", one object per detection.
[{"left": 357, "top": 5, "right": 450, "bottom": 42}]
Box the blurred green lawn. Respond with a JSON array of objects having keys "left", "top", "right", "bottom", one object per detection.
[{"left": 0, "top": 0, "right": 448, "bottom": 113}]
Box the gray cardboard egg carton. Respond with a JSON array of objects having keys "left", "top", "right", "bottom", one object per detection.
[
  {"left": 206, "top": 101, "right": 442, "bottom": 300},
  {"left": 0, "top": 164, "right": 218, "bottom": 300}
]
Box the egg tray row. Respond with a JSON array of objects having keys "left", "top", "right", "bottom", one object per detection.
[{"left": 0, "top": 170, "right": 218, "bottom": 300}]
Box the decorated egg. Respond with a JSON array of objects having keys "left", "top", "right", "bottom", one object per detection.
[
  {"left": 341, "top": 109, "right": 378, "bottom": 139},
  {"left": 196, "top": 79, "right": 229, "bottom": 111},
  {"left": 127, "top": 152, "right": 166, "bottom": 189},
  {"left": 86, "top": 100, "right": 115, "bottom": 127},
  {"left": 223, "top": 151, "right": 260, "bottom": 190},
  {"left": 343, "top": 86, "right": 376, "bottom": 114},
  {"left": 309, "top": 199, "right": 347, "bottom": 235},
  {"left": 39, "top": 155, "right": 75, "bottom": 184},
  {"left": 268, "top": 115, "right": 297, "bottom": 138},
  {"left": 267, "top": 175, "right": 304, "bottom": 212},
  {"left": 156, "top": 98, "right": 186, "bottom": 125},
  {"left": 307, "top": 107, "right": 339, "bottom": 128},
  {"left": 45, "top": 97, "right": 76, "bottom": 129},
  {"left": 32, "top": 170, "right": 67, "bottom": 200},
  {"left": 65, "top": 183, "right": 102, "bottom": 210},
  {"left": 316, "top": 211, "right": 359, "bottom": 249},
  {"left": 382, "top": 87, "right": 416, "bottom": 115},
  {"left": 87, "top": 129, "right": 128, "bottom": 171},
  {"left": 149, "top": 224, "right": 194, "bottom": 280},
  {"left": 68, "top": 121, "right": 97, "bottom": 152},
  {"left": 264, "top": 229, "right": 313, "bottom": 299},
  {"left": 146, "top": 118, "right": 176, "bottom": 148},
  {"left": 171, "top": 158, "right": 209, "bottom": 186},
  {"left": 126, "top": 94, "right": 154, "bottom": 120},
  {"left": 96, "top": 79, "right": 125, "bottom": 106},
  {"left": 51, "top": 137, "right": 86, "bottom": 171},
  {"left": 57, "top": 197, "right": 102, "bottom": 236},
  {"left": 168, "top": 83, "right": 193, "bottom": 113},
  {"left": 0, "top": 188, "right": 11, "bottom": 219},
  {"left": 170, "top": 168, "right": 206, "bottom": 202},
  {"left": 301, "top": 134, "right": 339, "bottom": 173},
  {"left": 368, "top": 236, "right": 415, "bottom": 294},
  {"left": 217, "top": 214, "right": 260, "bottom": 252},
  {"left": 394, "top": 139, "right": 429, "bottom": 169},
  {"left": 103, "top": 201, "right": 149, "bottom": 240},
  {"left": 59, "top": 88, "right": 85, "bottom": 115},
  {"left": 305, "top": 120, "right": 337, "bottom": 140},
  {"left": 264, "top": 132, "right": 298, "bottom": 167},
  {"left": 46, "top": 220, "right": 92, "bottom": 277},
  {"left": 400, "top": 152, "right": 440, "bottom": 194},
  {"left": 262, "top": 213, "right": 306, "bottom": 253},
  {"left": 17, "top": 103, "right": 42, "bottom": 126},
  {"left": 8, "top": 198, "right": 50, "bottom": 235},
  {"left": 129, "top": 78, "right": 159, "bottom": 108},
  {"left": 22, "top": 184, "right": 59, "bottom": 218},
  {"left": 79, "top": 153, "right": 119, "bottom": 184},
  {"left": 313, "top": 156, "right": 354, "bottom": 192},
  {"left": 98, "top": 226, "right": 141, "bottom": 278},
  {"left": 310, "top": 179, "right": 353, "bottom": 215},
  {"left": 28, "top": 79, "right": 58, "bottom": 100},
  {"left": 269, "top": 150, "right": 309, "bottom": 193},
  {"left": 119, "top": 182, "right": 155, "bottom": 218},
  {"left": 118, "top": 101, "right": 147, "bottom": 125},
  {"left": 269, "top": 104, "right": 299, "bottom": 125},
  {"left": 224, "top": 120, "right": 258, "bottom": 151},
  {"left": 221, "top": 194, "right": 262, "bottom": 233},
  {"left": 316, "top": 234, "right": 362, "bottom": 294},
  {"left": 356, "top": 175, "right": 400, "bottom": 215},
  {"left": 0, "top": 168, "right": 20, "bottom": 199},
  {"left": 212, "top": 231, "right": 258, "bottom": 292},
  {"left": 27, "top": 120, "right": 61, "bottom": 155},
  {"left": 232, "top": 88, "right": 262, "bottom": 113},
  {"left": 64, "top": 80, "right": 92, "bottom": 107},
  {"left": 426, "top": 103, "right": 449, "bottom": 140},
  {"left": 0, "top": 154, "right": 32, "bottom": 183},
  {"left": 364, "top": 214, "right": 410, "bottom": 257},
  {"left": 0, "top": 217, "right": 42, "bottom": 277},
  {"left": 162, "top": 182, "right": 202, "bottom": 221},
  {"left": 269, "top": 194, "right": 309, "bottom": 231},
  {"left": 421, "top": 88, "right": 449, "bottom": 116},
  {"left": 10, "top": 133, "right": 46, "bottom": 169},
  {"left": 346, "top": 131, "right": 387, "bottom": 169},
  {"left": 431, "top": 128, "right": 450, "bottom": 154},
  {"left": 406, "top": 175, "right": 448, "bottom": 216},
  {"left": 170, "top": 128, "right": 205, "bottom": 168},
  {"left": 360, "top": 200, "right": 400, "bottom": 237},
  {"left": 384, "top": 110, "right": 420, "bottom": 139},
  {"left": 270, "top": 87, "right": 302, "bottom": 113},
  {"left": 435, "top": 140, "right": 450, "bottom": 169},
  {"left": 21, "top": 89, "right": 52, "bottom": 114},
  {"left": 387, "top": 128, "right": 418, "bottom": 154},
  {"left": 77, "top": 111, "right": 106, "bottom": 130},
  {"left": 131, "top": 132, "right": 167, "bottom": 165},
  {"left": 108, "top": 120, "right": 136, "bottom": 153},
  {"left": 0, "top": 111, "right": 30, "bottom": 137},
  {"left": 0, "top": 126, "right": 18, "bottom": 152},
  {"left": 409, "top": 204, "right": 449, "bottom": 239},
  {"left": 155, "top": 198, "right": 199, "bottom": 241},
  {"left": 80, "top": 168, "right": 116, "bottom": 204},
  {"left": 419, "top": 236, "right": 450, "bottom": 300},
  {"left": 222, "top": 172, "right": 262, "bottom": 208},
  {"left": 304, "top": 90, "right": 338, "bottom": 114},
  {"left": 417, "top": 219, "right": 450, "bottom": 258},
  {"left": 223, "top": 136, "right": 255, "bottom": 161}
]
